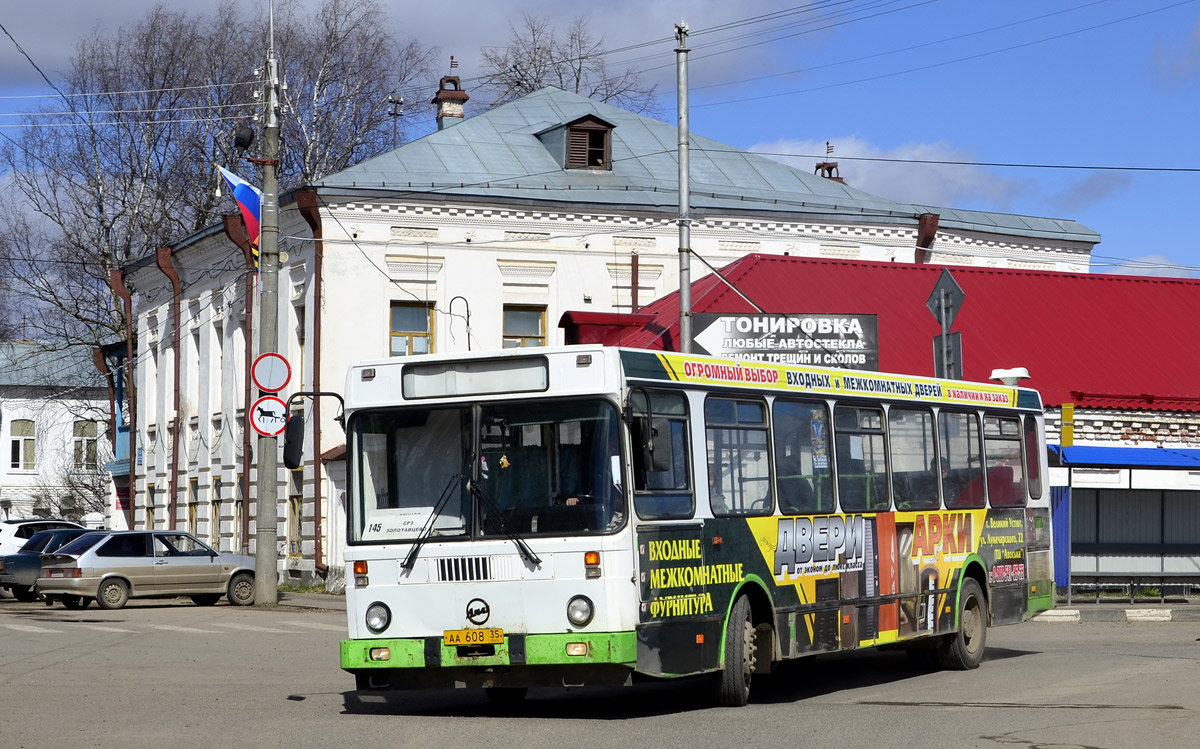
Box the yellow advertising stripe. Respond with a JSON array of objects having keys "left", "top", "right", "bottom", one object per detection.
[{"left": 654, "top": 351, "right": 1016, "bottom": 407}]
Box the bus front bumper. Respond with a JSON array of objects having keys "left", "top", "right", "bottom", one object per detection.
[{"left": 342, "top": 631, "right": 637, "bottom": 690}]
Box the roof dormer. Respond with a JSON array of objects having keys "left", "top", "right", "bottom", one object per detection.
[{"left": 537, "top": 115, "right": 615, "bottom": 171}]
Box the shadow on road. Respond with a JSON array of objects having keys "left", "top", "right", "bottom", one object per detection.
[{"left": 338, "top": 645, "right": 1041, "bottom": 718}]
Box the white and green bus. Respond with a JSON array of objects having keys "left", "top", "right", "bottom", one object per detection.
[{"left": 324, "top": 345, "right": 1053, "bottom": 706}]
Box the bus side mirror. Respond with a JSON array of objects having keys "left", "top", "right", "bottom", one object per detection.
[
  {"left": 283, "top": 415, "right": 305, "bottom": 469},
  {"left": 642, "top": 417, "right": 673, "bottom": 473}
]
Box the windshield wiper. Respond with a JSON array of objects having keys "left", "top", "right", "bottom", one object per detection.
[
  {"left": 471, "top": 481, "right": 541, "bottom": 567},
  {"left": 402, "top": 473, "right": 464, "bottom": 570}
]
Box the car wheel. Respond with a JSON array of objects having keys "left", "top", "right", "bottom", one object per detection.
[
  {"left": 191, "top": 594, "right": 221, "bottom": 606},
  {"left": 12, "top": 586, "right": 38, "bottom": 603},
  {"left": 227, "top": 572, "right": 255, "bottom": 606},
  {"left": 96, "top": 578, "right": 130, "bottom": 610}
]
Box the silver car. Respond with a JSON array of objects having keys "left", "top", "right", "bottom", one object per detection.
[{"left": 39, "top": 530, "right": 255, "bottom": 610}]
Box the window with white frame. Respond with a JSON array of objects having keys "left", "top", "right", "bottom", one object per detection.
[
  {"left": 73, "top": 420, "right": 99, "bottom": 471},
  {"left": 10, "top": 419, "right": 35, "bottom": 470}
]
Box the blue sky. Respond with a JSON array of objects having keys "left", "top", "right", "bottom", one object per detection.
[{"left": 2, "top": 1, "right": 1198, "bottom": 276}]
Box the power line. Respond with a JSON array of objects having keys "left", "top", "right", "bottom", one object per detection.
[{"left": 691, "top": 0, "right": 1199, "bottom": 108}]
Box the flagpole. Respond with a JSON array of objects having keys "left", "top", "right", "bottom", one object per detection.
[{"left": 254, "top": 0, "right": 281, "bottom": 607}]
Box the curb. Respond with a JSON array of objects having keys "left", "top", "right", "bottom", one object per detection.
[{"left": 1033, "top": 608, "right": 1200, "bottom": 623}]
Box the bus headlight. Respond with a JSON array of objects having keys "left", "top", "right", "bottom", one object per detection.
[
  {"left": 365, "top": 602, "right": 391, "bottom": 633},
  {"left": 566, "top": 595, "right": 594, "bottom": 627}
]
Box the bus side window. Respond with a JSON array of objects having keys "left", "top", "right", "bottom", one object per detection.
[
  {"left": 888, "top": 407, "right": 939, "bottom": 511},
  {"left": 706, "top": 397, "right": 772, "bottom": 517},
  {"left": 834, "top": 405, "right": 889, "bottom": 513},
  {"left": 772, "top": 399, "right": 834, "bottom": 515},
  {"left": 984, "top": 415, "right": 1026, "bottom": 507},
  {"left": 939, "top": 411, "right": 984, "bottom": 509},
  {"left": 630, "top": 390, "right": 693, "bottom": 520}
]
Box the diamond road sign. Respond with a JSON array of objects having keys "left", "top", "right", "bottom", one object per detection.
[{"left": 926, "top": 268, "right": 965, "bottom": 328}]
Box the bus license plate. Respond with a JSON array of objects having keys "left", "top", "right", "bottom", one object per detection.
[{"left": 443, "top": 628, "right": 504, "bottom": 646}]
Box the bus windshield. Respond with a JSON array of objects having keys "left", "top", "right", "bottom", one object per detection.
[{"left": 349, "top": 398, "right": 624, "bottom": 544}]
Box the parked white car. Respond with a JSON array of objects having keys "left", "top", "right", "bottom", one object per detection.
[{"left": 0, "top": 518, "right": 83, "bottom": 556}]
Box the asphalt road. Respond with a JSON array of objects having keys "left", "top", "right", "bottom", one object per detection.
[{"left": 2, "top": 596, "right": 1198, "bottom": 749}]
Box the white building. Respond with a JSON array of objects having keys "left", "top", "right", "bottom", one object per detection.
[
  {"left": 0, "top": 342, "right": 112, "bottom": 526},
  {"left": 119, "top": 83, "right": 1099, "bottom": 587}
]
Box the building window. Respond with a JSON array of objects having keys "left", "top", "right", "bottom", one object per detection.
[
  {"left": 188, "top": 477, "right": 199, "bottom": 535},
  {"left": 390, "top": 302, "right": 433, "bottom": 356},
  {"left": 234, "top": 474, "right": 244, "bottom": 553},
  {"left": 73, "top": 421, "right": 99, "bottom": 471},
  {"left": 566, "top": 118, "right": 611, "bottom": 169},
  {"left": 9, "top": 419, "right": 35, "bottom": 470},
  {"left": 288, "top": 470, "right": 303, "bottom": 558},
  {"left": 211, "top": 477, "right": 223, "bottom": 550},
  {"left": 146, "top": 484, "right": 157, "bottom": 529},
  {"left": 503, "top": 306, "right": 546, "bottom": 348}
]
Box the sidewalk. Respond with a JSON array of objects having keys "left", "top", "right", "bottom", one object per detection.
[
  {"left": 276, "top": 591, "right": 346, "bottom": 611},
  {"left": 1034, "top": 599, "right": 1200, "bottom": 623}
]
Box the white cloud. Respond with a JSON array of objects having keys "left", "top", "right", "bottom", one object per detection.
[{"left": 747, "top": 135, "right": 1029, "bottom": 210}]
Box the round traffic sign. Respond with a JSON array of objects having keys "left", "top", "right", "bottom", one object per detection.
[
  {"left": 252, "top": 352, "right": 291, "bottom": 393},
  {"left": 249, "top": 395, "right": 288, "bottom": 437}
]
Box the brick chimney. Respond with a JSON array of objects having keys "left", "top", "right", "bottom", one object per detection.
[
  {"left": 432, "top": 76, "right": 469, "bottom": 130},
  {"left": 814, "top": 161, "right": 845, "bottom": 184}
]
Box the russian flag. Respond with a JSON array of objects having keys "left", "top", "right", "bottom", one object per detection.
[{"left": 218, "top": 165, "right": 262, "bottom": 262}]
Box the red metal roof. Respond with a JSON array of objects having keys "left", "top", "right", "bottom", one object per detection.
[{"left": 571, "top": 255, "right": 1200, "bottom": 412}]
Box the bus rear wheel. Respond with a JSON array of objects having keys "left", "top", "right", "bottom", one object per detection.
[
  {"left": 937, "top": 577, "right": 987, "bottom": 670},
  {"left": 711, "top": 594, "right": 756, "bottom": 707}
]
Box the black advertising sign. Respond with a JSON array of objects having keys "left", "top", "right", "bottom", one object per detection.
[{"left": 693, "top": 313, "right": 879, "bottom": 370}]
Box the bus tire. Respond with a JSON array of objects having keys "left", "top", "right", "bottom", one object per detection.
[
  {"left": 937, "top": 577, "right": 987, "bottom": 670},
  {"left": 711, "top": 594, "right": 756, "bottom": 707}
]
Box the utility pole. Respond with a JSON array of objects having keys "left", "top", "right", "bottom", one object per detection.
[
  {"left": 387, "top": 94, "right": 404, "bottom": 150},
  {"left": 254, "top": 1, "right": 282, "bottom": 607},
  {"left": 675, "top": 21, "right": 692, "bottom": 353}
]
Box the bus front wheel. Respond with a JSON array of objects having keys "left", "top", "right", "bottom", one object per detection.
[
  {"left": 711, "top": 594, "right": 756, "bottom": 707},
  {"left": 937, "top": 577, "right": 987, "bottom": 670}
]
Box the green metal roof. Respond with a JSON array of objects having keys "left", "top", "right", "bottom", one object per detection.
[
  {"left": 0, "top": 342, "right": 101, "bottom": 389},
  {"left": 318, "top": 87, "right": 1098, "bottom": 245}
]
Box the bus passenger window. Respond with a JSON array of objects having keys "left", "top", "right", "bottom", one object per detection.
[
  {"left": 706, "top": 397, "right": 772, "bottom": 517},
  {"left": 1024, "top": 415, "right": 1043, "bottom": 500},
  {"left": 985, "top": 416, "right": 1026, "bottom": 506},
  {"left": 938, "top": 411, "right": 983, "bottom": 508},
  {"left": 834, "top": 405, "right": 889, "bottom": 512},
  {"left": 772, "top": 399, "right": 833, "bottom": 514},
  {"left": 630, "top": 390, "right": 693, "bottom": 520},
  {"left": 888, "top": 407, "right": 939, "bottom": 511}
]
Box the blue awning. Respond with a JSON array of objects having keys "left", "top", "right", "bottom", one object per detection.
[{"left": 1051, "top": 445, "right": 1200, "bottom": 469}]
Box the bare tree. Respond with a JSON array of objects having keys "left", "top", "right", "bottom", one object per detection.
[
  {"left": 274, "top": 0, "right": 439, "bottom": 182},
  {"left": 0, "top": 0, "right": 438, "bottom": 349},
  {"left": 479, "top": 15, "right": 659, "bottom": 115}
]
